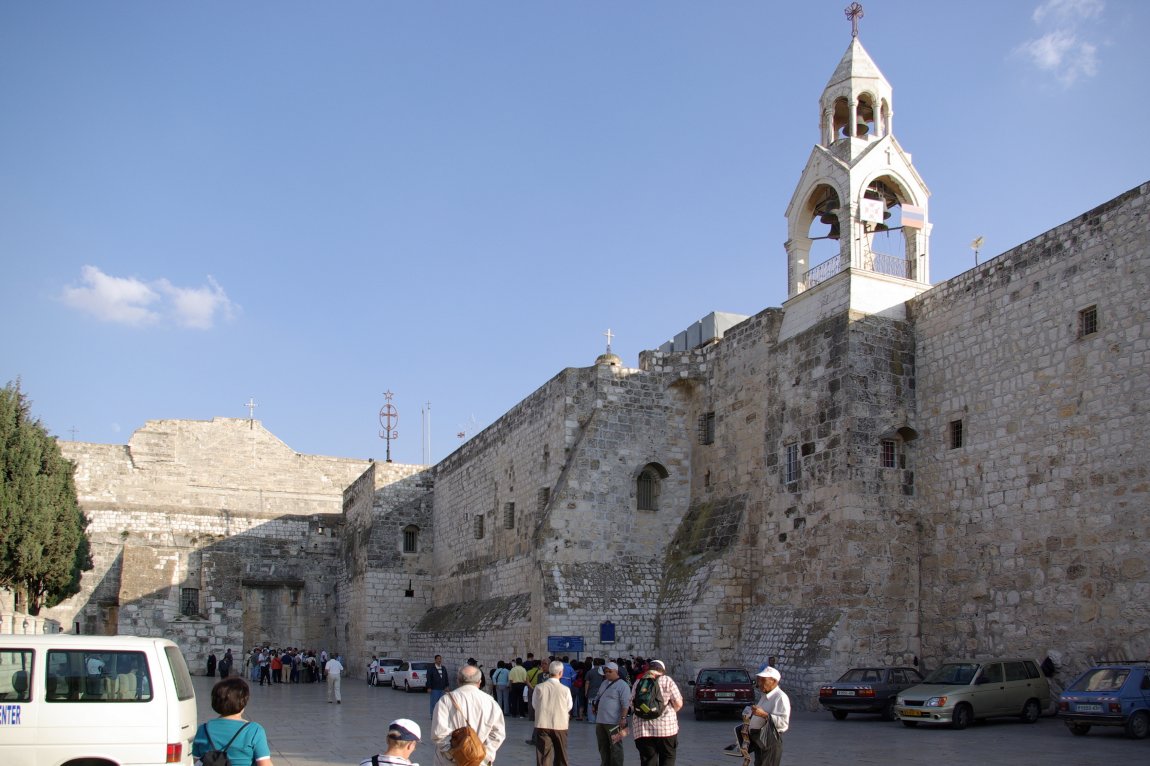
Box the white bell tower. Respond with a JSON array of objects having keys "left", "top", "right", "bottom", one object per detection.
[{"left": 779, "top": 10, "right": 932, "bottom": 342}]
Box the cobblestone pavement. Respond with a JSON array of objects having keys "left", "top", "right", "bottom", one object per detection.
[{"left": 196, "top": 676, "right": 1141, "bottom": 766}]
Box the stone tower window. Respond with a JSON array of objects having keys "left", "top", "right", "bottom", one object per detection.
[
  {"left": 699, "top": 412, "right": 716, "bottom": 445},
  {"left": 636, "top": 462, "right": 668, "bottom": 511},
  {"left": 403, "top": 525, "right": 419, "bottom": 553},
  {"left": 949, "top": 420, "right": 964, "bottom": 449},
  {"left": 180, "top": 587, "right": 199, "bottom": 617},
  {"left": 503, "top": 502, "right": 515, "bottom": 530},
  {"left": 881, "top": 439, "right": 898, "bottom": 468},
  {"left": 537, "top": 487, "right": 550, "bottom": 511},
  {"left": 784, "top": 443, "right": 800, "bottom": 484},
  {"left": 474, "top": 514, "right": 485, "bottom": 539},
  {"left": 1078, "top": 305, "right": 1098, "bottom": 338}
]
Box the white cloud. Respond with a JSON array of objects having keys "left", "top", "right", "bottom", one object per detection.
[
  {"left": 1017, "top": 0, "right": 1104, "bottom": 87},
  {"left": 61, "top": 266, "right": 239, "bottom": 329},
  {"left": 1033, "top": 0, "right": 1104, "bottom": 24}
]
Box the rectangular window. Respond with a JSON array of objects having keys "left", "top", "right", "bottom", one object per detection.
[
  {"left": 179, "top": 587, "right": 199, "bottom": 617},
  {"left": 949, "top": 419, "right": 964, "bottom": 449},
  {"left": 46, "top": 649, "right": 152, "bottom": 701},
  {"left": 881, "top": 439, "right": 897, "bottom": 469},
  {"left": 403, "top": 527, "right": 418, "bottom": 553},
  {"left": 473, "top": 514, "right": 484, "bottom": 539},
  {"left": 699, "top": 412, "right": 716, "bottom": 445},
  {"left": 0, "top": 649, "right": 33, "bottom": 702},
  {"left": 502, "top": 502, "right": 515, "bottom": 530},
  {"left": 1078, "top": 305, "right": 1098, "bottom": 337},
  {"left": 537, "top": 487, "right": 550, "bottom": 512},
  {"left": 784, "top": 443, "right": 800, "bottom": 484}
]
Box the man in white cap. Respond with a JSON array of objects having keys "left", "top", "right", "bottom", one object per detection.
[
  {"left": 745, "top": 667, "right": 790, "bottom": 766},
  {"left": 360, "top": 718, "right": 422, "bottom": 765}
]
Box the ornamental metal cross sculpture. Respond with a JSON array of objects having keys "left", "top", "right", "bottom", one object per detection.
[
  {"left": 846, "top": 2, "right": 864, "bottom": 38},
  {"left": 244, "top": 397, "right": 257, "bottom": 429},
  {"left": 379, "top": 390, "right": 399, "bottom": 463}
]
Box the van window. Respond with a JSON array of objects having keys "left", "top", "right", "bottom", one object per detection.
[
  {"left": 1004, "top": 661, "right": 1030, "bottom": 682},
  {"left": 46, "top": 650, "right": 153, "bottom": 702},
  {"left": 164, "top": 645, "right": 196, "bottom": 701},
  {"left": 0, "top": 649, "right": 33, "bottom": 702},
  {"left": 979, "top": 663, "right": 1004, "bottom": 684}
]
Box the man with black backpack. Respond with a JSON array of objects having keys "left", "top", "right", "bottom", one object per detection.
[{"left": 629, "top": 659, "right": 683, "bottom": 766}]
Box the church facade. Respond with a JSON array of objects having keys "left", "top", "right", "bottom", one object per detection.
[{"left": 16, "top": 34, "right": 1147, "bottom": 706}]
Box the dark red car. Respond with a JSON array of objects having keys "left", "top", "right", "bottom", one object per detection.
[
  {"left": 689, "top": 667, "right": 756, "bottom": 720},
  {"left": 819, "top": 666, "right": 923, "bottom": 720}
]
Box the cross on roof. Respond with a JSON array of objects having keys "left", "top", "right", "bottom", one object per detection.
[
  {"left": 245, "top": 398, "right": 257, "bottom": 418},
  {"left": 603, "top": 328, "right": 614, "bottom": 352},
  {"left": 845, "top": 2, "right": 864, "bottom": 38}
]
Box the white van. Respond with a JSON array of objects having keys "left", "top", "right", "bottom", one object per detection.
[{"left": 0, "top": 634, "right": 197, "bottom": 766}]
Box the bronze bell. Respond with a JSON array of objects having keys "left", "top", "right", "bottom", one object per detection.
[
  {"left": 819, "top": 211, "right": 838, "bottom": 225},
  {"left": 827, "top": 220, "right": 841, "bottom": 240}
]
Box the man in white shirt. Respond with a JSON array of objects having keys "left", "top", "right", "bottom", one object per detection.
[
  {"left": 325, "top": 654, "right": 345, "bottom": 704},
  {"left": 431, "top": 665, "right": 506, "bottom": 766},
  {"left": 532, "top": 661, "right": 573, "bottom": 766},
  {"left": 746, "top": 666, "right": 790, "bottom": 766}
]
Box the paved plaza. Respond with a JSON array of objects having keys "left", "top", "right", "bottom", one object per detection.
[{"left": 194, "top": 675, "right": 1142, "bottom": 765}]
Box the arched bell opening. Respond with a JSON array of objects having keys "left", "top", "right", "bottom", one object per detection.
[
  {"left": 859, "top": 176, "right": 922, "bottom": 280},
  {"left": 802, "top": 184, "right": 845, "bottom": 288},
  {"left": 832, "top": 94, "right": 878, "bottom": 140}
]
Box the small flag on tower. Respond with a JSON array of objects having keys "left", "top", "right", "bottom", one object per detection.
[
  {"left": 860, "top": 198, "right": 885, "bottom": 223},
  {"left": 901, "top": 204, "right": 926, "bottom": 229}
]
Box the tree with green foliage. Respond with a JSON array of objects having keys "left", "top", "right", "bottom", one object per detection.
[{"left": 0, "top": 380, "right": 92, "bottom": 614}]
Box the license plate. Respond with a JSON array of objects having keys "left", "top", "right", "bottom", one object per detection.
[
  {"left": 716, "top": 692, "right": 734, "bottom": 698},
  {"left": 838, "top": 691, "right": 856, "bottom": 696},
  {"left": 899, "top": 709, "right": 926, "bottom": 717},
  {"left": 1076, "top": 703, "right": 1103, "bottom": 713}
]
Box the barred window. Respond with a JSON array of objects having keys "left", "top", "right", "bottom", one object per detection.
[
  {"left": 403, "top": 525, "right": 419, "bottom": 554},
  {"left": 180, "top": 588, "right": 199, "bottom": 617},
  {"left": 949, "top": 420, "right": 964, "bottom": 449},
  {"left": 503, "top": 502, "right": 515, "bottom": 530},
  {"left": 474, "top": 514, "right": 485, "bottom": 539},
  {"left": 881, "top": 439, "right": 897, "bottom": 469},
  {"left": 784, "top": 443, "right": 800, "bottom": 484},
  {"left": 699, "top": 412, "right": 716, "bottom": 445},
  {"left": 537, "top": 487, "right": 550, "bottom": 511},
  {"left": 1078, "top": 305, "right": 1098, "bottom": 338},
  {"left": 636, "top": 463, "right": 668, "bottom": 511}
]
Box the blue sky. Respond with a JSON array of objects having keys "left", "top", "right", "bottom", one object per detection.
[{"left": 2, "top": 0, "right": 1146, "bottom": 465}]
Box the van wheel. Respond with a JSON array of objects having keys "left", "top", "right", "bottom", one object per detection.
[
  {"left": 1125, "top": 710, "right": 1150, "bottom": 739},
  {"left": 831, "top": 710, "right": 848, "bottom": 720},
  {"left": 950, "top": 703, "right": 972, "bottom": 730},
  {"left": 1020, "top": 699, "right": 1041, "bottom": 723},
  {"left": 1067, "top": 722, "right": 1092, "bottom": 736}
]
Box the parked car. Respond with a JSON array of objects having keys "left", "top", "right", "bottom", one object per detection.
[
  {"left": 819, "top": 666, "right": 924, "bottom": 720},
  {"left": 688, "top": 667, "right": 756, "bottom": 720},
  {"left": 375, "top": 657, "right": 404, "bottom": 687},
  {"left": 896, "top": 658, "right": 1050, "bottom": 729},
  {"left": 1058, "top": 662, "right": 1150, "bottom": 739},
  {"left": 393, "top": 660, "right": 434, "bottom": 692}
]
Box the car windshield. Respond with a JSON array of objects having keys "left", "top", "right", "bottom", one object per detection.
[
  {"left": 1070, "top": 668, "right": 1130, "bottom": 693},
  {"left": 838, "top": 668, "right": 883, "bottom": 683},
  {"left": 922, "top": 663, "right": 979, "bottom": 685}
]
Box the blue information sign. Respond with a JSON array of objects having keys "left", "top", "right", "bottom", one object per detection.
[{"left": 547, "top": 635, "right": 585, "bottom": 653}]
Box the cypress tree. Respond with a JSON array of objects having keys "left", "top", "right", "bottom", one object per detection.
[{"left": 0, "top": 381, "right": 92, "bottom": 613}]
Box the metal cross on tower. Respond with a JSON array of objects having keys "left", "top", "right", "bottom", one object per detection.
[
  {"left": 244, "top": 397, "right": 257, "bottom": 429},
  {"left": 603, "top": 328, "right": 614, "bottom": 353},
  {"left": 379, "top": 390, "right": 399, "bottom": 463},
  {"left": 845, "top": 2, "right": 864, "bottom": 38}
]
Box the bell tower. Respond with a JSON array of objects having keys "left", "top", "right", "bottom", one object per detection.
[{"left": 779, "top": 6, "right": 931, "bottom": 341}]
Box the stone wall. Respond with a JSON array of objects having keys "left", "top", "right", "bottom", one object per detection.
[{"left": 910, "top": 181, "right": 1150, "bottom": 671}]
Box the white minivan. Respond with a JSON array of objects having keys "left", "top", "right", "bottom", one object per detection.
[{"left": 0, "top": 634, "right": 197, "bottom": 766}]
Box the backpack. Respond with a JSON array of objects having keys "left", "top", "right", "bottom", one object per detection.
[
  {"left": 198, "top": 721, "right": 250, "bottom": 766},
  {"left": 632, "top": 673, "right": 665, "bottom": 719}
]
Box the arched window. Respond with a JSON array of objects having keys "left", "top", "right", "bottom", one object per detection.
[
  {"left": 636, "top": 462, "right": 669, "bottom": 511},
  {"left": 402, "top": 525, "right": 419, "bottom": 554}
]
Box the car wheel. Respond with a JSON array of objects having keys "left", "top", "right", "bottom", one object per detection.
[
  {"left": 1067, "top": 722, "right": 1091, "bottom": 736},
  {"left": 901, "top": 720, "right": 918, "bottom": 728},
  {"left": 950, "top": 703, "right": 972, "bottom": 730},
  {"left": 832, "top": 710, "right": 848, "bottom": 721},
  {"left": 881, "top": 700, "right": 896, "bottom": 722},
  {"left": 1125, "top": 710, "right": 1150, "bottom": 740},
  {"left": 404, "top": 681, "right": 411, "bottom": 693},
  {"left": 694, "top": 707, "right": 706, "bottom": 721},
  {"left": 1020, "top": 698, "right": 1041, "bottom": 723}
]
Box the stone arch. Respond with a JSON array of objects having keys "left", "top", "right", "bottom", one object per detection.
[{"left": 635, "top": 462, "right": 669, "bottom": 511}]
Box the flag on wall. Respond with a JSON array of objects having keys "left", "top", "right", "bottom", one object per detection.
[{"left": 901, "top": 204, "right": 926, "bottom": 229}]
